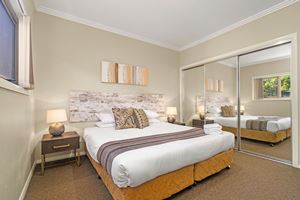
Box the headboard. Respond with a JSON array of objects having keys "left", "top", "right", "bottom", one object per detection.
[
  {"left": 196, "top": 95, "right": 231, "bottom": 111},
  {"left": 69, "top": 90, "right": 165, "bottom": 122}
]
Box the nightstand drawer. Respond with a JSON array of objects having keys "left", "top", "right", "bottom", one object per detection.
[{"left": 42, "top": 137, "right": 79, "bottom": 154}]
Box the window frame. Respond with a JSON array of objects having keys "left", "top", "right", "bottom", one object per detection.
[
  {"left": 0, "top": 0, "right": 30, "bottom": 95},
  {"left": 0, "top": 0, "right": 19, "bottom": 83},
  {"left": 252, "top": 72, "right": 291, "bottom": 101}
]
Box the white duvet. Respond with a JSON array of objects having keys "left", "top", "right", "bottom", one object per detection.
[
  {"left": 210, "top": 115, "right": 291, "bottom": 133},
  {"left": 84, "top": 122, "right": 234, "bottom": 188}
]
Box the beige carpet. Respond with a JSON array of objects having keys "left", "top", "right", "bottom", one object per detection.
[
  {"left": 25, "top": 152, "right": 300, "bottom": 200},
  {"left": 235, "top": 138, "right": 292, "bottom": 161}
]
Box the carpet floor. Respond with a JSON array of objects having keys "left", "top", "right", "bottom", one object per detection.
[
  {"left": 24, "top": 152, "right": 300, "bottom": 200},
  {"left": 236, "top": 138, "right": 292, "bottom": 161}
]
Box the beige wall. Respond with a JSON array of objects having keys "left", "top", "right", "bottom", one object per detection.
[
  {"left": 241, "top": 59, "right": 291, "bottom": 116},
  {"left": 32, "top": 12, "right": 180, "bottom": 158},
  {"left": 205, "top": 62, "right": 236, "bottom": 103},
  {"left": 180, "top": 2, "right": 300, "bottom": 163},
  {"left": 0, "top": 1, "right": 36, "bottom": 200}
]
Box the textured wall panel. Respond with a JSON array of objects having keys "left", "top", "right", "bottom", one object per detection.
[{"left": 69, "top": 90, "right": 165, "bottom": 122}]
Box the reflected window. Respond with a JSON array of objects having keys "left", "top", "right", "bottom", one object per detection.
[{"left": 253, "top": 74, "right": 291, "bottom": 99}]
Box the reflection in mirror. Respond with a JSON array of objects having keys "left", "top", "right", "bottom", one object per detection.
[
  {"left": 239, "top": 43, "right": 292, "bottom": 162},
  {"left": 182, "top": 66, "right": 205, "bottom": 125},
  {"left": 204, "top": 57, "right": 238, "bottom": 148}
]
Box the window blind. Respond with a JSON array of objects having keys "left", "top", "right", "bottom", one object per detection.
[{"left": 0, "top": 1, "right": 16, "bottom": 81}]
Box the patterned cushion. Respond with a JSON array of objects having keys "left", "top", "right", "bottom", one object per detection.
[
  {"left": 112, "top": 108, "right": 137, "bottom": 129},
  {"left": 133, "top": 109, "right": 149, "bottom": 129},
  {"left": 221, "top": 105, "right": 236, "bottom": 117}
]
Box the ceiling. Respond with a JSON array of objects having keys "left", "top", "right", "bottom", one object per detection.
[
  {"left": 218, "top": 43, "right": 291, "bottom": 67},
  {"left": 33, "top": 0, "right": 297, "bottom": 51}
]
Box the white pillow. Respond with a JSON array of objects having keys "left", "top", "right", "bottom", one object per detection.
[
  {"left": 207, "top": 106, "right": 221, "bottom": 114},
  {"left": 149, "top": 118, "right": 161, "bottom": 123},
  {"left": 95, "top": 122, "right": 115, "bottom": 128},
  {"left": 144, "top": 110, "right": 159, "bottom": 119},
  {"left": 205, "top": 113, "right": 221, "bottom": 118},
  {"left": 95, "top": 113, "right": 115, "bottom": 124}
]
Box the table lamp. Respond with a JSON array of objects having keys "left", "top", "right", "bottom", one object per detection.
[
  {"left": 235, "top": 105, "right": 245, "bottom": 115},
  {"left": 198, "top": 105, "right": 206, "bottom": 120},
  {"left": 47, "top": 109, "right": 67, "bottom": 137},
  {"left": 166, "top": 107, "right": 177, "bottom": 123}
]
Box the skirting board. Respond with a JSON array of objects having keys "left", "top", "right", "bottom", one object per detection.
[{"left": 18, "top": 161, "right": 36, "bottom": 200}]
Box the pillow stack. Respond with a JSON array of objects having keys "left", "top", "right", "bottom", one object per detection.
[
  {"left": 95, "top": 108, "right": 160, "bottom": 130},
  {"left": 221, "top": 105, "right": 236, "bottom": 117}
]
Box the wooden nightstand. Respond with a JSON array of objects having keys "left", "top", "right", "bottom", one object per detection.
[
  {"left": 174, "top": 122, "right": 186, "bottom": 126},
  {"left": 41, "top": 131, "right": 80, "bottom": 175},
  {"left": 192, "top": 119, "right": 214, "bottom": 129}
]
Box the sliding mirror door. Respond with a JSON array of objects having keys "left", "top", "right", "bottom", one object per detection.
[
  {"left": 239, "top": 43, "right": 292, "bottom": 162},
  {"left": 182, "top": 66, "right": 205, "bottom": 125},
  {"left": 204, "top": 57, "right": 238, "bottom": 149}
]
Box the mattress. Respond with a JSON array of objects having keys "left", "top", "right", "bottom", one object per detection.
[
  {"left": 210, "top": 115, "right": 291, "bottom": 133},
  {"left": 84, "top": 122, "right": 234, "bottom": 188}
]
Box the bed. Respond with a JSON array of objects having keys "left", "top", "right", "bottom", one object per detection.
[
  {"left": 84, "top": 122, "right": 235, "bottom": 200},
  {"left": 210, "top": 115, "right": 291, "bottom": 144}
]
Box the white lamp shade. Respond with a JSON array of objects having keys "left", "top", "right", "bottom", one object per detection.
[
  {"left": 234, "top": 105, "right": 245, "bottom": 111},
  {"left": 240, "top": 105, "right": 245, "bottom": 111},
  {"left": 166, "top": 107, "right": 177, "bottom": 115},
  {"left": 47, "top": 109, "right": 67, "bottom": 124},
  {"left": 198, "top": 105, "right": 205, "bottom": 113}
]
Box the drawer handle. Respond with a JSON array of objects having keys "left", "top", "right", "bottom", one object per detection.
[{"left": 53, "top": 144, "right": 71, "bottom": 149}]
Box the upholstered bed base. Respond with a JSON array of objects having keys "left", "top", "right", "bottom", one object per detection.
[
  {"left": 222, "top": 126, "right": 291, "bottom": 144},
  {"left": 87, "top": 149, "right": 234, "bottom": 200}
]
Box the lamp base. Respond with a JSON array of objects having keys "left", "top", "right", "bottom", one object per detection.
[
  {"left": 167, "top": 116, "right": 176, "bottom": 123},
  {"left": 49, "top": 123, "right": 65, "bottom": 137},
  {"left": 199, "top": 114, "right": 206, "bottom": 120}
]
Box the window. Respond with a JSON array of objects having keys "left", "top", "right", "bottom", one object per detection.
[
  {"left": 0, "top": 0, "right": 33, "bottom": 90},
  {"left": 253, "top": 74, "right": 291, "bottom": 100},
  {"left": 0, "top": 0, "right": 17, "bottom": 82}
]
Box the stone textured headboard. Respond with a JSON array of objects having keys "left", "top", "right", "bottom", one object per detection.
[
  {"left": 196, "top": 95, "right": 231, "bottom": 111},
  {"left": 69, "top": 90, "right": 165, "bottom": 122}
]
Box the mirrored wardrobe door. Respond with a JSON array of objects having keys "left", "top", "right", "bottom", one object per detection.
[
  {"left": 182, "top": 66, "right": 205, "bottom": 126},
  {"left": 238, "top": 42, "right": 292, "bottom": 163},
  {"left": 203, "top": 57, "right": 239, "bottom": 149}
]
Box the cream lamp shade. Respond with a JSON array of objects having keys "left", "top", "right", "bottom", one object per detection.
[
  {"left": 234, "top": 105, "right": 245, "bottom": 111},
  {"left": 166, "top": 107, "right": 177, "bottom": 116},
  {"left": 198, "top": 105, "right": 205, "bottom": 114},
  {"left": 46, "top": 109, "right": 67, "bottom": 124}
]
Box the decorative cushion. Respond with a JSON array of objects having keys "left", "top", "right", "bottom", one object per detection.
[
  {"left": 133, "top": 109, "right": 149, "bottom": 129},
  {"left": 112, "top": 108, "right": 137, "bottom": 129},
  {"left": 221, "top": 105, "right": 236, "bottom": 117}
]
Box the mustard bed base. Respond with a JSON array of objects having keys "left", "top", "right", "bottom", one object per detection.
[
  {"left": 222, "top": 126, "right": 291, "bottom": 144},
  {"left": 87, "top": 149, "right": 234, "bottom": 200}
]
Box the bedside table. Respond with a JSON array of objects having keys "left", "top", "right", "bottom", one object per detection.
[
  {"left": 192, "top": 119, "right": 214, "bottom": 129},
  {"left": 41, "top": 131, "right": 80, "bottom": 175},
  {"left": 174, "top": 122, "right": 186, "bottom": 126}
]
